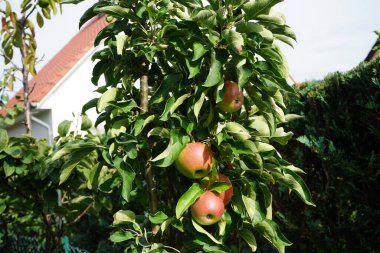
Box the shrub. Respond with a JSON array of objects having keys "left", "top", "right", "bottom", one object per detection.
[{"left": 278, "top": 58, "right": 380, "bottom": 253}]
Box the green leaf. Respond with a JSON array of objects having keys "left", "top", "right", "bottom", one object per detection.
[
  {"left": 150, "top": 74, "right": 182, "bottom": 105},
  {"left": 3, "top": 160, "right": 15, "bottom": 177},
  {"left": 172, "top": 114, "right": 195, "bottom": 135},
  {"left": 0, "top": 129, "right": 8, "bottom": 152},
  {"left": 121, "top": 99, "right": 138, "bottom": 113},
  {"left": 0, "top": 204, "right": 6, "bottom": 214},
  {"left": 238, "top": 63, "right": 252, "bottom": 87},
  {"left": 52, "top": 142, "right": 98, "bottom": 161},
  {"left": 98, "top": 87, "right": 117, "bottom": 112},
  {"left": 151, "top": 129, "right": 190, "bottom": 167},
  {"left": 36, "top": 12, "right": 44, "bottom": 28},
  {"left": 254, "top": 219, "right": 292, "bottom": 253},
  {"left": 58, "top": 120, "right": 72, "bottom": 137},
  {"left": 115, "top": 32, "right": 127, "bottom": 55},
  {"left": 209, "top": 182, "right": 230, "bottom": 193},
  {"left": 258, "top": 183, "right": 272, "bottom": 219},
  {"left": 238, "top": 229, "right": 258, "bottom": 252},
  {"left": 272, "top": 127, "right": 293, "bottom": 145},
  {"left": 61, "top": 0, "right": 87, "bottom": 3},
  {"left": 4, "top": 145, "right": 23, "bottom": 158},
  {"left": 59, "top": 148, "right": 96, "bottom": 184},
  {"left": 94, "top": 5, "right": 135, "bottom": 19},
  {"left": 79, "top": 1, "right": 107, "bottom": 28},
  {"left": 273, "top": 169, "right": 315, "bottom": 206},
  {"left": 274, "top": 34, "right": 294, "bottom": 47},
  {"left": 237, "top": 22, "right": 273, "bottom": 43},
  {"left": 42, "top": 6, "right": 51, "bottom": 19},
  {"left": 222, "top": 29, "right": 244, "bottom": 54},
  {"left": 82, "top": 98, "right": 98, "bottom": 114},
  {"left": 89, "top": 163, "right": 103, "bottom": 191},
  {"left": 149, "top": 211, "right": 169, "bottom": 224},
  {"left": 160, "top": 96, "right": 175, "bottom": 121},
  {"left": 249, "top": 115, "right": 270, "bottom": 136},
  {"left": 176, "top": 183, "right": 204, "bottom": 219},
  {"left": 257, "top": 10, "right": 286, "bottom": 25},
  {"left": 225, "top": 122, "right": 251, "bottom": 140},
  {"left": 194, "top": 88, "right": 208, "bottom": 120},
  {"left": 157, "top": 24, "right": 178, "bottom": 39},
  {"left": 147, "top": 127, "right": 170, "bottom": 139},
  {"left": 283, "top": 165, "right": 305, "bottom": 174},
  {"left": 113, "top": 210, "right": 136, "bottom": 225},
  {"left": 170, "top": 94, "right": 192, "bottom": 115},
  {"left": 192, "top": 10, "right": 217, "bottom": 28},
  {"left": 114, "top": 158, "right": 136, "bottom": 202},
  {"left": 134, "top": 115, "right": 156, "bottom": 136},
  {"left": 243, "top": 0, "right": 284, "bottom": 20},
  {"left": 81, "top": 114, "right": 93, "bottom": 131},
  {"left": 109, "top": 231, "right": 134, "bottom": 243},
  {"left": 284, "top": 114, "right": 303, "bottom": 122},
  {"left": 192, "top": 42, "right": 208, "bottom": 61},
  {"left": 161, "top": 217, "right": 175, "bottom": 234},
  {"left": 242, "top": 195, "right": 264, "bottom": 225},
  {"left": 5, "top": 1, "right": 11, "bottom": 16},
  {"left": 192, "top": 219, "right": 222, "bottom": 244},
  {"left": 186, "top": 58, "right": 202, "bottom": 79},
  {"left": 204, "top": 49, "right": 228, "bottom": 87}
]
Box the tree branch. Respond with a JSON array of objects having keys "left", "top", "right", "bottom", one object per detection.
[
  {"left": 67, "top": 202, "right": 93, "bottom": 227},
  {"left": 23, "top": 5, "right": 37, "bottom": 23},
  {"left": 0, "top": 52, "right": 22, "bottom": 71}
]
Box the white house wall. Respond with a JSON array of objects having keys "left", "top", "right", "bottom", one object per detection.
[
  {"left": 38, "top": 48, "right": 101, "bottom": 138},
  {"left": 6, "top": 110, "right": 52, "bottom": 143}
]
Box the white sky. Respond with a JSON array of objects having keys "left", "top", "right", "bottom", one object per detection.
[{"left": 11, "top": 0, "right": 380, "bottom": 83}]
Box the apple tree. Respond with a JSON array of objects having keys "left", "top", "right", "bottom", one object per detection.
[
  {"left": 60, "top": 0, "right": 314, "bottom": 252},
  {"left": 0, "top": 0, "right": 61, "bottom": 134}
]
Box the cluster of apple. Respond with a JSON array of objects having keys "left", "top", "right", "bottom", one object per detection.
[{"left": 174, "top": 81, "right": 244, "bottom": 225}]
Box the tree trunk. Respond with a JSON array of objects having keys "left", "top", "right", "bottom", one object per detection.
[
  {"left": 20, "top": 16, "right": 32, "bottom": 135},
  {"left": 140, "top": 61, "right": 158, "bottom": 217},
  {"left": 43, "top": 213, "right": 54, "bottom": 253}
]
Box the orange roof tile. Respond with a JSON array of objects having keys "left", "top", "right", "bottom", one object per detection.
[{"left": 4, "top": 15, "right": 107, "bottom": 111}]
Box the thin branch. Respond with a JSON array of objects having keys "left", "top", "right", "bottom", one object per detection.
[
  {"left": 23, "top": 5, "right": 37, "bottom": 25},
  {"left": 67, "top": 201, "right": 93, "bottom": 227},
  {"left": 0, "top": 52, "right": 22, "bottom": 71},
  {"left": 28, "top": 81, "right": 37, "bottom": 96},
  {"left": 163, "top": 246, "right": 181, "bottom": 253}
]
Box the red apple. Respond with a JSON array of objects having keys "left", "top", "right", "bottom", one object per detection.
[
  {"left": 216, "top": 173, "right": 234, "bottom": 205},
  {"left": 175, "top": 142, "right": 213, "bottom": 179},
  {"left": 217, "top": 81, "right": 244, "bottom": 113},
  {"left": 191, "top": 191, "right": 224, "bottom": 225}
]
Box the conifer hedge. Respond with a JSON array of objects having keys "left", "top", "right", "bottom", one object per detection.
[{"left": 276, "top": 58, "right": 380, "bottom": 253}]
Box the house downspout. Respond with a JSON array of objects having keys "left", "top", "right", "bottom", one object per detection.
[{"left": 31, "top": 116, "right": 53, "bottom": 145}]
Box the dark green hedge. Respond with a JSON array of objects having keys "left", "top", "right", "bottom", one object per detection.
[{"left": 273, "top": 58, "right": 380, "bottom": 253}]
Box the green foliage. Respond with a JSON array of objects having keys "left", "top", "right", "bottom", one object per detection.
[
  {"left": 0, "top": 124, "right": 111, "bottom": 252},
  {"left": 278, "top": 58, "right": 380, "bottom": 253},
  {"left": 66, "top": 0, "right": 312, "bottom": 252}
]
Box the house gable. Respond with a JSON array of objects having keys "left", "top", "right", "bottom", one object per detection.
[{"left": 4, "top": 16, "right": 107, "bottom": 110}]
